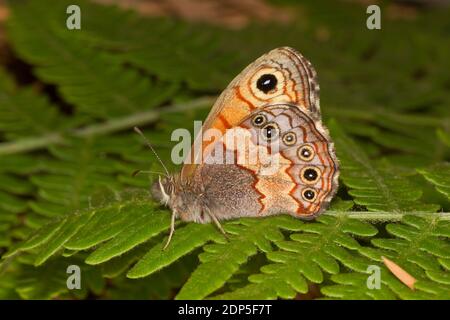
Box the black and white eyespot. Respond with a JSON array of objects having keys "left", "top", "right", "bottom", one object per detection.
[
  {"left": 302, "top": 188, "right": 317, "bottom": 202},
  {"left": 300, "top": 166, "right": 321, "bottom": 184},
  {"left": 282, "top": 132, "right": 297, "bottom": 146},
  {"left": 256, "top": 74, "right": 278, "bottom": 94},
  {"left": 297, "top": 144, "right": 315, "bottom": 162},
  {"left": 261, "top": 122, "right": 280, "bottom": 141},
  {"left": 251, "top": 113, "right": 267, "bottom": 127}
]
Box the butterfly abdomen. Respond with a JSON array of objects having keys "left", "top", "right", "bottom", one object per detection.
[{"left": 200, "top": 164, "right": 263, "bottom": 220}]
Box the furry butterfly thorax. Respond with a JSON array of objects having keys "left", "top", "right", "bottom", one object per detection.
[{"left": 150, "top": 47, "right": 340, "bottom": 247}]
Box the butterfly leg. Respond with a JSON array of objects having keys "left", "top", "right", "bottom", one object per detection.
[
  {"left": 163, "top": 210, "right": 177, "bottom": 250},
  {"left": 205, "top": 207, "right": 229, "bottom": 241}
]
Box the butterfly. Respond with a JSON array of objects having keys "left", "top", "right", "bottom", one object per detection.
[{"left": 145, "top": 47, "right": 339, "bottom": 249}]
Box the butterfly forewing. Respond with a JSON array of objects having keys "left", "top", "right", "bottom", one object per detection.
[{"left": 182, "top": 47, "right": 321, "bottom": 179}]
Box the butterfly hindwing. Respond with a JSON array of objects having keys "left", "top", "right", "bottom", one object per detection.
[{"left": 235, "top": 103, "right": 338, "bottom": 217}]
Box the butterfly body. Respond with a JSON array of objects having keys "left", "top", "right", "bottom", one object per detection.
[
  {"left": 150, "top": 47, "right": 339, "bottom": 246},
  {"left": 153, "top": 163, "right": 262, "bottom": 223},
  {"left": 153, "top": 103, "right": 338, "bottom": 223}
]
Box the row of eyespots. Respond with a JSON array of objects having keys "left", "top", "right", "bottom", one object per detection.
[
  {"left": 251, "top": 113, "right": 286, "bottom": 142},
  {"left": 252, "top": 113, "right": 280, "bottom": 142},
  {"left": 251, "top": 112, "right": 322, "bottom": 204},
  {"left": 252, "top": 113, "right": 316, "bottom": 157}
]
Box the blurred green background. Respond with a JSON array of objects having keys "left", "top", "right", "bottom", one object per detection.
[{"left": 0, "top": 0, "right": 449, "bottom": 300}]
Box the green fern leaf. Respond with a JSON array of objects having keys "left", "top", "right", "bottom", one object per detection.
[
  {"left": 84, "top": 208, "right": 170, "bottom": 265},
  {"left": 25, "top": 135, "right": 149, "bottom": 229},
  {"left": 175, "top": 216, "right": 303, "bottom": 299},
  {"left": 418, "top": 163, "right": 450, "bottom": 201},
  {"left": 8, "top": 0, "right": 178, "bottom": 120},
  {"left": 127, "top": 223, "right": 220, "bottom": 279},
  {"left": 0, "top": 82, "right": 70, "bottom": 140},
  {"left": 11, "top": 256, "right": 104, "bottom": 300},
  {"left": 329, "top": 120, "right": 440, "bottom": 212},
  {"left": 105, "top": 254, "right": 198, "bottom": 299},
  {"left": 213, "top": 215, "right": 377, "bottom": 299},
  {"left": 321, "top": 215, "right": 450, "bottom": 299}
]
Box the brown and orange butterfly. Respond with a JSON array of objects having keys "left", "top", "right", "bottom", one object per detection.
[{"left": 148, "top": 47, "right": 339, "bottom": 248}]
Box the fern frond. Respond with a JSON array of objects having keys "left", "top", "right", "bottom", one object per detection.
[
  {"left": 321, "top": 215, "right": 450, "bottom": 299},
  {"left": 0, "top": 78, "right": 70, "bottom": 140},
  {"left": 5, "top": 256, "right": 104, "bottom": 300},
  {"left": 329, "top": 120, "right": 440, "bottom": 212},
  {"left": 0, "top": 175, "right": 33, "bottom": 247},
  {"left": 0, "top": 153, "right": 40, "bottom": 248},
  {"left": 127, "top": 223, "right": 220, "bottom": 279},
  {"left": 175, "top": 216, "right": 304, "bottom": 299},
  {"left": 418, "top": 163, "right": 450, "bottom": 201},
  {"left": 0, "top": 154, "right": 43, "bottom": 174},
  {"left": 8, "top": 0, "right": 179, "bottom": 120},
  {"left": 104, "top": 253, "right": 198, "bottom": 299},
  {"left": 44, "top": 0, "right": 243, "bottom": 91},
  {"left": 213, "top": 215, "right": 377, "bottom": 299},
  {"left": 25, "top": 135, "right": 150, "bottom": 228}
]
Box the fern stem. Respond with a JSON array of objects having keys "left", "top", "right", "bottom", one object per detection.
[
  {"left": 0, "top": 96, "right": 216, "bottom": 155},
  {"left": 325, "top": 211, "right": 450, "bottom": 221},
  {"left": 0, "top": 134, "right": 65, "bottom": 155}
]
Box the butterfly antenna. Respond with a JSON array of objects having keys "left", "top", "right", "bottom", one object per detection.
[
  {"left": 134, "top": 127, "right": 170, "bottom": 178},
  {"left": 163, "top": 210, "right": 177, "bottom": 250}
]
